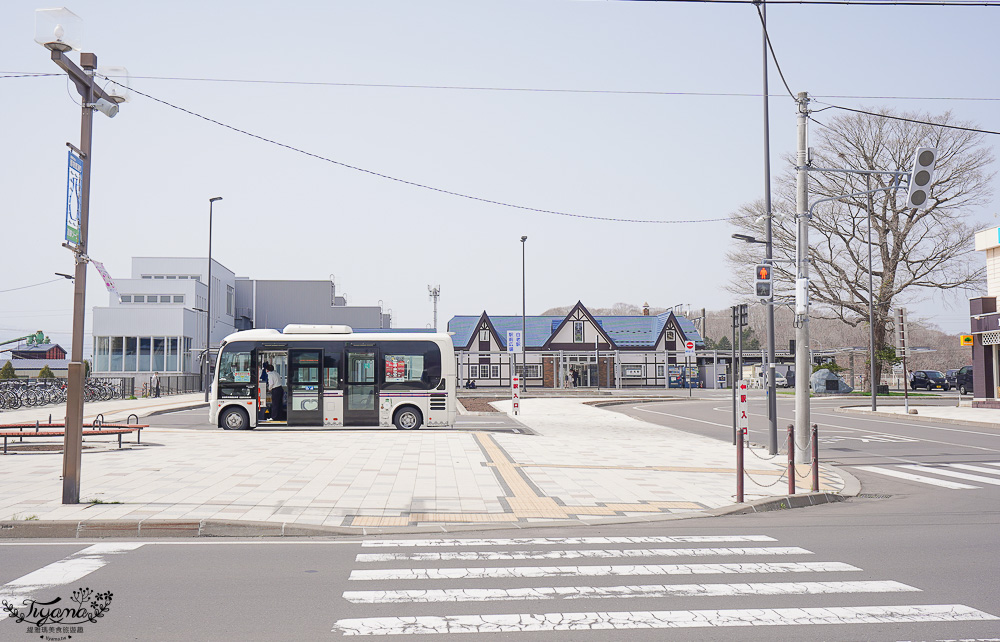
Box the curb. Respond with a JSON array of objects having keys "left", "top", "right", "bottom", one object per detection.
[
  {"left": 835, "top": 405, "right": 1000, "bottom": 429},
  {"left": 146, "top": 402, "right": 209, "bottom": 417}
]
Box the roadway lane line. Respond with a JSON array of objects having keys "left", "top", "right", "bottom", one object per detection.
[
  {"left": 332, "top": 604, "right": 998, "bottom": 635},
  {"left": 342, "top": 580, "right": 920, "bottom": 603},
  {"left": 355, "top": 546, "right": 812, "bottom": 563},
  {"left": 0, "top": 543, "right": 143, "bottom": 605},
  {"left": 898, "top": 464, "right": 1000, "bottom": 486},
  {"left": 853, "top": 465, "right": 979, "bottom": 489},
  {"left": 632, "top": 406, "right": 730, "bottom": 428},
  {"left": 349, "top": 561, "right": 860, "bottom": 581},
  {"left": 360, "top": 535, "right": 776, "bottom": 548}
]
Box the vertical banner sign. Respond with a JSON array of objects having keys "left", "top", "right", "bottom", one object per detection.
[
  {"left": 737, "top": 380, "right": 749, "bottom": 436},
  {"left": 511, "top": 375, "right": 520, "bottom": 416},
  {"left": 506, "top": 330, "right": 523, "bottom": 353},
  {"left": 65, "top": 150, "right": 83, "bottom": 244},
  {"left": 89, "top": 259, "right": 120, "bottom": 301}
]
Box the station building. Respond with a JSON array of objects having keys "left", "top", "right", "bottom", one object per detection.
[
  {"left": 90, "top": 257, "right": 391, "bottom": 385},
  {"left": 970, "top": 227, "right": 1000, "bottom": 408},
  {"left": 447, "top": 301, "right": 722, "bottom": 389}
]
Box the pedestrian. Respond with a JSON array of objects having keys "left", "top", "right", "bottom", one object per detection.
[
  {"left": 266, "top": 364, "right": 284, "bottom": 421},
  {"left": 571, "top": 368, "right": 578, "bottom": 387},
  {"left": 151, "top": 372, "right": 160, "bottom": 398}
]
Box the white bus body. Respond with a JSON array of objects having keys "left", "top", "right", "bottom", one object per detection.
[{"left": 209, "top": 325, "right": 456, "bottom": 430}]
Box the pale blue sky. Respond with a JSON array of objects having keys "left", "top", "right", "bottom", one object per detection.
[{"left": 2, "top": 0, "right": 997, "bottom": 354}]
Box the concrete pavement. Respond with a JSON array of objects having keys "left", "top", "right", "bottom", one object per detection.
[{"left": 0, "top": 396, "right": 850, "bottom": 537}]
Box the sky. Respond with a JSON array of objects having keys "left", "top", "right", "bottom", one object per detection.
[{"left": 2, "top": 0, "right": 998, "bottom": 357}]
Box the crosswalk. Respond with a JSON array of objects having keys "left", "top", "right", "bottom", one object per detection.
[
  {"left": 332, "top": 535, "right": 998, "bottom": 637},
  {"left": 854, "top": 460, "right": 1000, "bottom": 490}
]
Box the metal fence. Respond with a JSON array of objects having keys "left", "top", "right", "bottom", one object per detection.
[
  {"left": 139, "top": 374, "right": 202, "bottom": 398},
  {"left": 0, "top": 376, "right": 133, "bottom": 410}
]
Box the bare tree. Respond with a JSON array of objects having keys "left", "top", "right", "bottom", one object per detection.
[{"left": 728, "top": 108, "right": 994, "bottom": 389}]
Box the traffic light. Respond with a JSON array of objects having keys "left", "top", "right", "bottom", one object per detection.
[
  {"left": 906, "top": 147, "right": 937, "bottom": 209},
  {"left": 755, "top": 264, "right": 772, "bottom": 298}
]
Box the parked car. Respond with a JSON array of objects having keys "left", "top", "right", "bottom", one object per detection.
[
  {"left": 910, "top": 370, "right": 950, "bottom": 391},
  {"left": 774, "top": 372, "right": 788, "bottom": 388},
  {"left": 946, "top": 368, "right": 960, "bottom": 387},
  {"left": 956, "top": 365, "right": 974, "bottom": 395}
]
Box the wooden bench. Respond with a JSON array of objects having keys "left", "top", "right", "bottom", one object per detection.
[{"left": 0, "top": 420, "right": 147, "bottom": 454}]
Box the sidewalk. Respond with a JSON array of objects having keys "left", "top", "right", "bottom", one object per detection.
[
  {"left": 0, "top": 393, "right": 207, "bottom": 426},
  {"left": 836, "top": 403, "right": 1000, "bottom": 429},
  {"left": 0, "top": 398, "right": 849, "bottom": 537}
]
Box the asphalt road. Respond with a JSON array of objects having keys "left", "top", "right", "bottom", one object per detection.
[{"left": 1, "top": 395, "right": 997, "bottom": 640}]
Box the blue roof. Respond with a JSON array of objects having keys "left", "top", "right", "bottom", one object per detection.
[{"left": 447, "top": 311, "right": 704, "bottom": 349}]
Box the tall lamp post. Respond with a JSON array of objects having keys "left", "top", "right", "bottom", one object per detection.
[
  {"left": 204, "top": 197, "right": 222, "bottom": 402},
  {"left": 37, "top": 9, "right": 127, "bottom": 504},
  {"left": 520, "top": 235, "right": 527, "bottom": 386}
]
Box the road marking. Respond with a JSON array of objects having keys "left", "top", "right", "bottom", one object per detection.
[
  {"left": 0, "top": 543, "right": 143, "bottom": 605},
  {"left": 360, "top": 535, "right": 776, "bottom": 548},
  {"left": 349, "top": 561, "right": 860, "bottom": 581},
  {"left": 899, "top": 464, "right": 1000, "bottom": 486},
  {"left": 356, "top": 546, "right": 811, "bottom": 563},
  {"left": 332, "top": 604, "right": 998, "bottom": 635},
  {"left": 854, "top": 465, "right": 979, "bottom": 489},
  {"left": 632, "top": 406, "right": 730, "bottom": 428},
  {"left": 342, "top": 579, "right": 919, "bottom": 603},
  {"left": 947, "top": 462, "right": 1000, "bottom": 476}
]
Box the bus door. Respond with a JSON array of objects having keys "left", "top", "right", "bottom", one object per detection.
[
  {"left": 344, "top": 348, "right": 378, "bottom": 426},
  {"left": 288, "top": 348, "right": 322, "bottom": 426}
]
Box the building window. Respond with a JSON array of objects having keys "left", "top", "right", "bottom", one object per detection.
[
  {"left": 124, "top": 337, "right": 138, "bottom": 371},
  {"left": 490, "top": 364, "right": 500, "bottom": 378},
  {"left": 656, "top": 364, "right": 665, "bottom": 377},
  {"left": 183, "top": 337, "right": 192, "bottom": 372},
  {"left": 154, "top": 275, "right": 164, "bottom": 279},
  {"left": 120, "top": 295, "right": 132, "bottom": 303},
  {"left": 167, "top": 337, "right": 179, "bottom": 371},
  {"left": 226, "top": 286, "right": 234, "bottom": 316},
  {"left": 173, "top": 295, "right": 184, "bottom": 303},
  {"left": 133, "top": 295, "right": 145, "bottom": 303},
  {"left": 110, "top": 337, "right": 124, "bottom": 372},
  {"left": 515, "top": 364, "right": 541, "bottom": 379},
  {"left": 139, "top": 338, "right": 151, "bottom": 371},
  {"left": 166, "top": 275, "right": 176, "bottom": 279},
  {"left": 95, "top": 337, "right": 110, "bottom": 371},
  {"left": 469, "top": 364, "right": 480, "bottom": 379},
  {"left": 160, "top": 295, "right": 171, "bottom": 303},
  {"left": 665, "top": 330, "right": 676, "bottom": 342},
  {"left": 153, "top": 338, "right": 165, "bottom": 371},
  {"left": 177, "top": 275, "right": 187, "bottom": 280},
  {"left": 479, "top": 328, "right": 490, "bottom": 342},
  {"left": 141, "top": 275, "right": 152, "bottom": 279},
  {"left": 573, "top": 321, "right": 584, "bottom": 343}
]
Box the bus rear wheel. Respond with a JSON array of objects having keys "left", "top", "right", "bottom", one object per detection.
[
  {"left": 220, "top": 407, "right": 250, "bottom": 430},
  {"left": 394, "top": 407, "right": 422, "bottom": 430}
]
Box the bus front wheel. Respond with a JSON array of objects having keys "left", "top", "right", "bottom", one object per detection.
[
  {"left": 220, "top": 407, "right": 250, "bottom": 431},
  {"left": 394, "top": 407, "right": 422, "bottom": 430}
]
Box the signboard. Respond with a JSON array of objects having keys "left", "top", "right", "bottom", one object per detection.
[
  {"left": 737, "top": 380, "right": 749, "bottom": 436},
  {"left": 960, "top": 334, "right": 974, "bottom": 347},
  {"left": 65, "top": 150, "right": 83, "bottom": 244},
  {"left": 684, "top": 340, "right": 695, "bottom": 356},
  {"left": 511, "top": 374, "right": 520, "bottom": 416},
  {"left": 895, "top": 308, "right": 908, "bottom": 358},
  {"left": 385, "top": 357, "right": 406, "bottom": 382},
  {"left": 506, "top": 330, "right": 523, "bottom": 354}
]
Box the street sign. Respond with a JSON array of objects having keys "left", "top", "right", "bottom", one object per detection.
[
  {"left": 960, "top": 334, "right": 974, "bottom": 347},
  {"left": 65, "top": 149, "right": 83, "bottom": 244},
  {"left": 506, "top": 330, "right": 523, "bottom": 354},
  {"left": 511, "top": 375, "right": 520, "bottom": 416},
  {"left": 895, "top": 308, "right": 908, "bottom": 358},
  {"left": 737, "top": 379, "right": 749, "bottom": 436},
  {"left": 684, "top": 340, "right": 695, "bottom": 356}
]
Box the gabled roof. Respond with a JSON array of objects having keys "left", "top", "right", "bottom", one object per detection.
[
  {"left": 543, "top": 301, "right": 615, "bottom": 349},
  {"left": 447, "top": 304, "right": 705, "bottom": 350}
]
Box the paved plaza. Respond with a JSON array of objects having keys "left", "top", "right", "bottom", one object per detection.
[{"left": 0, "top": 395, "right": 847, "bottom": 534}]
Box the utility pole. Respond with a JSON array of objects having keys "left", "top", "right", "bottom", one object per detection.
[
  {"left": 428, "top": 285, "right": 441, "bottom": 331},
  {"left": 760, "top": 0, "right": 778, "bottom": 455},
  {"left": 794, "top": 91, "right": 811, "bottom": 463}
]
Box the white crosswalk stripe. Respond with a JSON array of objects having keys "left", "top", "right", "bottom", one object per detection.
[
  {"left": 854, "top": 460, "right": 1000, "bottom": 490},
  {"left": 355, "top": 546, "right": 811, "bottom": 563},
  {"left": 334, "top": 535, "right": 999, "bottom": 636}
]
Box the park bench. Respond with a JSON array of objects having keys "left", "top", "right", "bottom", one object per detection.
[{"left": 0, "top": 414, "right": 147, "bottom": 454}]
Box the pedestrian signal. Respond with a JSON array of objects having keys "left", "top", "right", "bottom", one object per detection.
[{"left": 755, "top": 264, "right": 772, "bottom": 298}]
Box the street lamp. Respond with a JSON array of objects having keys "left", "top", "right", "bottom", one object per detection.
[
  {"left": 520, "top": 235, "right": 527, "bottom": 388},
  {"left": 204, "top": 197, "right": 222, "bottom": 402},
  {"left": 731, "top": 233, "right": 778, "bottom": 455},
  {"left": 38, "top": 8, "right": 127, "bottom": 504}
]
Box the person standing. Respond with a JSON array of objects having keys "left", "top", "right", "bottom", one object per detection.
[
  {"left": 266, "top": 364, "right": 284, "bottom": 421},
  {"left": 151, "top": 372, "right": 161, "bottom": 398}
]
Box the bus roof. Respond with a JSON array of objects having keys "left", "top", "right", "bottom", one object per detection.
[{"left": 221, "top": 327, "right": 455, "bottom": 345}]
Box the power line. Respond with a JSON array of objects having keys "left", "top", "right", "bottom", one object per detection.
[
  {"left": 0, "top": 279, "right": 65, "bottom": 294},
  {"left": 106, "top": 79, "right": 727, "bottom": 225},
  {"left": 817, "top": 102, "right": 1000, "bottom": 135},
  {"left": 754, "top": 2, "right": 796, "bottom": 99}
]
